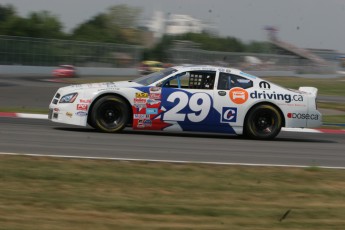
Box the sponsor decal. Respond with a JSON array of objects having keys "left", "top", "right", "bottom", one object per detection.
[
  {"left": 75, "top": 111, "right": 88, "bottom": 116},
  {"left": 150, "top": 86, "right": 161, "bottom": 92},
  {"left": 133, "top": 98, "right": 147, "bottom": 109},
  {"left": 278, "top": 103, "right": 306, "bottom": 107},
  {"left": 133, "top": 98, "right": 147, "bottom": 104},
  {"left": 135, "top": 92, "right": 149, "bottom": 98},
  {"left": 229, "top": 87, "right": 249, "bottom": 104},
  {"left": 133, "top": 104, "right": 146, "bottom": 109},
  {"left": 105, "top": 82, "right": 116, "bottom": 87},
  {"left": 250, "top": 91, "right": 303, "bottom": 103},
  {"left": 53, "top": 108, "right": 60, "bottom": 112},
  {"left": 201, "top": 67, "right": 216, "bottom": 71},
  {"left": 221, "top": 107, "right": 237, "bottom": 123},
  {"left": 259, "top": 81, "right": 271, "bottom": 89},
  {"left": 150, "top": 93, "right": 161, "bottom": 100},
  {"left": 77, "top": 104, "right": 88, "bottom": 111},
  {"left": 66, "top": 112, "right": 73, "bottom": 118},
  {"left": 147, "top": 99, "right": 160, "bottom": 105},
  {"left": 287, "top": 113, "right": 319, "bottom": 120},
  {"left": 137, "top": 119, "right": 144, "bottom": 128},
  {"left": 134, "top": 114, "right": 150, "bottom": 119},
  {"left": 218, "top": 68, "right": 231, "bottom": 73},
  {"left": 218, "top": 91, "right": 226, "bottom": 96},
  {"left": 149, "top": 87, "right": 162, "bottom": 100},
  {"left": 80, "top": 99, "right": 92, "bottom": 103},
  {"left": 146, "top": 108, "right": 158, "bottom": 115},
  {"left": 143, "top": 119, "right": 152, "bottom": 127}
]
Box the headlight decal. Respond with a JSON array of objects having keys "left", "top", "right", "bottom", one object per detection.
[{"left": 59, "top": 93, "right": 78, "bottom": 103}]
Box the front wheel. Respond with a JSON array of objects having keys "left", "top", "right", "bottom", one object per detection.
[
  {"left": 244, "top": 104, "right": 282, "bottom": 140},
  {"left": 90, "top": 96, "right": 129, "bottom": 132}
]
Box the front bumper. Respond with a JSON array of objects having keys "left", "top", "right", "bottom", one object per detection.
[{"left": 49, "top": 92, "right": 88, "bottom": 127}]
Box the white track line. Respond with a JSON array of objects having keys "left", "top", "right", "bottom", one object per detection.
[
  {"left": 17, "top": 113, "right": 48, "bottom": 119},
  {"left": 1, "top": 152, "right": 345, "bottom": 170},
  {"left": 281, "top": 127, "right": 322, "bottom": 133}
]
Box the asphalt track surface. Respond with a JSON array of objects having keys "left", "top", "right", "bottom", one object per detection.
[
  {"left": 0, "top": 76, "right": 64, "bottom": 108},
  {"left": 1, "top": 117, "right": 345, "bottom": 168},
  {"left": 1, "top": 75, "right": 345, "bottom": 168}
]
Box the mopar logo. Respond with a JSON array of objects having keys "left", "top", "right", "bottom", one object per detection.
[
  {"left": 259, "top": 81, "right": 271, "bottom": 89},
  {"left": 287, "top": 113, "right": 319, "bottom": 120},
  {"left": 221, "top": 107, "right": 237, "bottom": 123}
]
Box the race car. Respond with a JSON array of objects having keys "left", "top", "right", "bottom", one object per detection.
[
  {"left": 52, "top": 65, "right": 77, "bottom": 78},
  {"left": 138, "top": 61, "right": 165, "bottom": 75},
  {"left": 48, "top": 65, "right": 322, "bottom": 139}
]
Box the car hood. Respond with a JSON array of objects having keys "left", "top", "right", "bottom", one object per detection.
[{"left": 59, "top": 81, "right": 142, "bottom": 93}]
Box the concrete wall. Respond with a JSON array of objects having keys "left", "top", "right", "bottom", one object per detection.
[{"left": 0, "top": 65, "right": 138, "bottom": 77}]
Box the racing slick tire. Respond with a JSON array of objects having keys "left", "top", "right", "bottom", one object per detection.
[
  {"left": 90, "top": 95, "right": 129, "bottom": 133},
  {"left": 244, "top": 104, "right": 282, "bottom": 140}
]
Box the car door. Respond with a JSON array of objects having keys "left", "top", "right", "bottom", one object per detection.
[
  {"left": 213, "top": 72, "right": 254, "bottom": 129},
  {"left": 159, "top": 70, "right": 217, "bottom": 132}
]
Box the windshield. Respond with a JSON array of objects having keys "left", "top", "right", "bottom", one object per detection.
[{"left": 134, "top": 67, "right": 177, "bottom": 86}]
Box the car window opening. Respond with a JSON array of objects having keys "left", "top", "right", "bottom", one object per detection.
[
  {"left": 217, "top": 72, "right": 253, "bottom": 90},
  {"left": 163, "top": 71, "right": 216, "bottom": 90}
]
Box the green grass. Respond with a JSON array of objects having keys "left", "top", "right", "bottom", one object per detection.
[
  {"left": 323, "top": 115, "right": 345, "bottom": 124},
  {"left": 0, "top": 155, "right": 345, "bottom": 229},
  {"left": 318, "top": 102, "right": 345, "bottom": 112},
  {"left": 262, "top": 76, "right": 345, "bottom": 97},
  {"left": 0, "top": 107, "right": 48, "bottom": 114}
]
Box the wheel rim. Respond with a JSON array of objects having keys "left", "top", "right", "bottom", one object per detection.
[
  {"left": 97, "top": 101, "right": 123, "bottom": 129},
  {"left": 251, "top": 109, "right": 277, "bottom": 135}
]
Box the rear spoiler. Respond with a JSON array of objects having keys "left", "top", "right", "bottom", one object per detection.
[{"left": 298, "top": 87, "right": 318, "bottom": 97}]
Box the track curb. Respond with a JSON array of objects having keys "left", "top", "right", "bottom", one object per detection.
[{"left": 0, "top": 112, "right": 48, "bottom": 119}]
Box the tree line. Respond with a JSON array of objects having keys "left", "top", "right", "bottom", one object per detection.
[{"left": 0, "top": 4, "right": 273, "bottom": 61}]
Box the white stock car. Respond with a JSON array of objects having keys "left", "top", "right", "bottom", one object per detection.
[{"left": 49, "top": 65, "right": 322, "bottom": 140}]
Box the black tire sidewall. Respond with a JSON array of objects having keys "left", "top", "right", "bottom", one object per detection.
[
  {"left": 245, "top": 104, "right": 282, "bottom": 140},
  {"left": 90, "top": 96, "right": 129, "bottom": 132}
]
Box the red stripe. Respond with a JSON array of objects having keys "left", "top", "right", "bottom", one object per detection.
[
  {"left": 316, "top": 129, "right": 345, "bottom": 134},
  {"left": 0, "top": 112, "right": 18, "bottom": 117}
]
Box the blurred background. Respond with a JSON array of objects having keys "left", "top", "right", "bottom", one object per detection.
[{"left": 0, "top": 1, "right": 344, "bottom": 77}]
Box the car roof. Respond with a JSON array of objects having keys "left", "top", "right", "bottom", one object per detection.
[{"left": 172, "top": 65, "right": 244, "bottom": 75}]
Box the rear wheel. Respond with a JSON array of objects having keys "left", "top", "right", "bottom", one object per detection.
[
  {"left": 244, "top": 104, "right": 282, "bottom": 140},
  {"left": 90, "top": 96, "right": 129, "bottom": 132}
]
